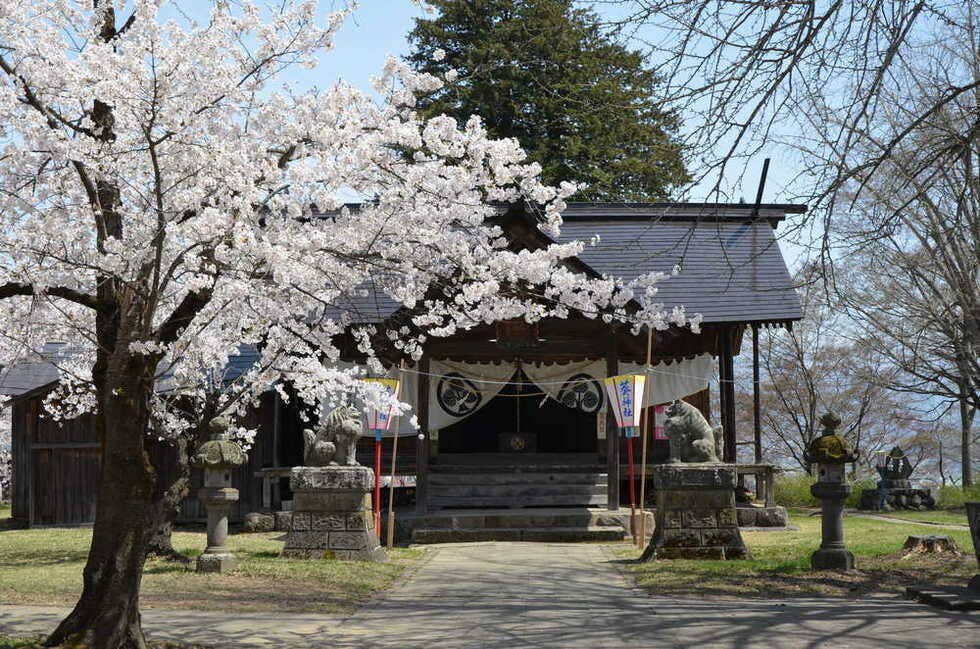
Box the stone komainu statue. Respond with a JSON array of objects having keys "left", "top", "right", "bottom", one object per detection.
[
  {"left": 665, "top": 399, "right": 723, "bottom": 464},
  {"left": 302, "top": 405, "right": 363, "bottom": 467}
]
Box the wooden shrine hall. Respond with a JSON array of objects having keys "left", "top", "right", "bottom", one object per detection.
[
  {"left": 3, "top": 202, "right": 804, "bottom": 537},
  {"left": 344, "top": 203, "right": 805, "bottom": 524}
]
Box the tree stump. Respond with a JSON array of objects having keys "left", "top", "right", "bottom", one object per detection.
[{"left": 902, "top": 535, "right": 961, "bottom": 556}]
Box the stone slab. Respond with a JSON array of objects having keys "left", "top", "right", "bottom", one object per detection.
[
  {"left": 274, "top": 510, "right": 293, "bottom": 531},
  {"left": 243, "top": 512, "right": 275, "bottom": 533},
  {"left": 653, "top": 464, "right": 738, "bottom": 490},
  {"left": 906, "top": 585, "right": 980, "bottom": 611},
  {"left": 196, "top": 551, "right": 237, "bottom": 573},
  {"left": 291, "top": 465, "right": 374, "bottom": 491},
  {"left": 737, "top": 505, "right": 788, "bottom": 528}
]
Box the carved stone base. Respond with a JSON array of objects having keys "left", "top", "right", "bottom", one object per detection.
[
  {"left": 281, "top": 466, "right": 386, "bottom": 562},
  {"left": 736, "top": 505, "right": 788, "bottom": 528},
  {"left": 811, "top": 547, "right": 855, "bottom": 571},
  {"left": 197, "top": 548, "right": 238, "bottom": 573},
  {"left": 641, "top": 464, "right": 750, "bottom": 561}
]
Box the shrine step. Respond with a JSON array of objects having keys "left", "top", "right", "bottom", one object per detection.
[
  {"left": 430, "top": 472, "right": 606, "bottom": 486},
  {"left": 431, "top": 482, "right": 606, "bottom": 498},
  {"left": 411, "top": 526, "right": 627, "bottom": 544},
  {"left": 428, "top": 465, "right": 608, "bottom": 509},
  {"left": 433, "top": 453, "right": 600, "bottom": 468},
  {"left": 404, "top": 508, "right": 629, "bottom": 530},
  {"left": 428, "top": 493, "right": 608, "bottom": 509},
  {"left": 389, "top": 507, "right": 639, "bottom": 544}
]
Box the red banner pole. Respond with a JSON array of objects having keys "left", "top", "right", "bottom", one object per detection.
[
  {"left": 374, "top": 434, "right": 382, "bottom": 536},
  {"left": 627, "top": 433, "right": 637, "bottom": 544}
]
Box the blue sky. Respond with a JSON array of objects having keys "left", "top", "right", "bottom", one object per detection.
[{"left": 317, "top": 2, "right": 427, "bottom": 89}]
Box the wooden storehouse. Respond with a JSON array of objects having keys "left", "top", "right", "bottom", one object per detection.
[{"left": 2, "top": 202, "right": 804, "bottom": 529}]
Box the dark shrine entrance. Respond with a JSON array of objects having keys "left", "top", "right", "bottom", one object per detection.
[{"left": 437, "top": 370, "right": 599, "bottom": 457}]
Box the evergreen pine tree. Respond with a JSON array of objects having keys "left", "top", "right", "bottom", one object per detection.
[{"left": 407, "top": 0, "right": 689, "bottom": 201}]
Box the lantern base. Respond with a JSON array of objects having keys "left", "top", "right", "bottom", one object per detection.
[
  {"left": 811, "top": 547, "right": 856, "bottom": 571},
  {"left": 641, "top": 464, "right": 750, "bottom": 561},
  {"left": 281, "top": 466, "right": 387, "bottom": 562},
  {"left": 197, "top": 548, "right": 238, "bottom": 573}
]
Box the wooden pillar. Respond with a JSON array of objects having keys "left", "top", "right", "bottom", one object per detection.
[
  {"left": 717, "top": 343, "right": 728, "bottom": 456},
  {"left": 272, "top": 391, "right": 281, "bottom": 509},
  {"left": 415, "top": 356, "right": 430, "bottom": 515},
  {"left": 752, "top": 323, "right": 762, "bottom": 464},
  {"left": 720, "top": 328, "right": 737, "bottom": 463},
  {"left": 606, "top": 331, "right": 620, "bottom": 511}
]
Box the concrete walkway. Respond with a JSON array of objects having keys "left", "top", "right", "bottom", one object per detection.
[
  {"left": 2, "top": 542, "right": 978, "bottom": 648},
  {"left": 847, "top": 511, "right": 971, "bottom": 530}
]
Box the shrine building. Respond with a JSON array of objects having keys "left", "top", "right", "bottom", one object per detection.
[{"left": 3, "top": 202, "right": 804, "bottom": 538}]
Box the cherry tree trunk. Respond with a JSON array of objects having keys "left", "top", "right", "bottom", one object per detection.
[
  {"left": 46, "top": 350, "right": 158, "bottom": 649},
  {"left": 146, "top": 438, "right": 191, "bottom": 564},
  {"left": 961, "top": 395, "right": 974, "bottom": 487}
]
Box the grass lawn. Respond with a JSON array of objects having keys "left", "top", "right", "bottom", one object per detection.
[
  {"left": 856, "top": 508, "right": 972, "bottom": 527},
  {"left": 616, "top": 508, "right": 977, "bottom": 599},
  {"left": 0, "top": 503, "right": 424, "bottom": 614}
]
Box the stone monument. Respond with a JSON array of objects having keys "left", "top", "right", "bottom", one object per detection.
[
  {"left": 190, "top": 417, "right": 247, "bottom": 573},
  {"left": 968, "top": 501, "right": 980, "bottom": 593},
  {"left": 858, "top": 446, "right": 935, "bottom": 511},
  {"left": 640, "top": 400, "right": 749, "bottom": 561},
  {"left": 806, "top": 412, "right": 858, "bottom": 571},
  {"left": 281, "top": 405, "right": 386, "bottom": 561}
]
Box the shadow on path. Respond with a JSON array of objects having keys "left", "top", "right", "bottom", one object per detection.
[{"left": 2, "top": 542, "right": 977, "bottom": 649}]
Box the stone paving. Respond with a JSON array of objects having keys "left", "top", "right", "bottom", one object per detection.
[
  {"left": 847, "top": 510, "right": 971, "bottom": 530},
  {"left": 2, "top": 542, "right": 978, "bottom": 648}
]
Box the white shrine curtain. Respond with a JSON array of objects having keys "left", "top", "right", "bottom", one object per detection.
[
  {"left": 375, "top": 353, "right": 714, "bottom": 436},
  {"left": 622, "top": 354, "right": 714, "bottom": 408}
]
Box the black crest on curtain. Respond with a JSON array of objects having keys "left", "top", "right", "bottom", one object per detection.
[
  {"left": 557, "top": 374, "right": 604, "bottom": 413},
  {"left": 436, "top": 373, "right": 482, "bottom": 417}
]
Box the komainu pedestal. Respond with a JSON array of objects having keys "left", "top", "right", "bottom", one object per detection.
[
  {"left": 281, "top": 466, "right": 386, "bottom": 562},
  {"left": 640, "top": 464, "right": 750, "bottom": 561}
]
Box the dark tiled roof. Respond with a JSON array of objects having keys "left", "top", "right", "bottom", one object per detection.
[
  {"left": 558, "top": 202, "right": 805, "bottom": 221},
  {"left": 322, "top": 277, "right": 402, "bottom": 324},
  {"left": 330, "top": 202, "right": 804, "bottom": 325},
  {"left": 0, "top": 342, "right": 75, "bottom": 396},
  {"left": 0, "top": 344, "right": 262, "bottom": 398},
  {"left": 556, "top": 206, "right": 803, "bottom": 323}
]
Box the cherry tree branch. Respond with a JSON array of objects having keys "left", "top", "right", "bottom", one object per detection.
[{"left": 0, "top": 282, "right": 102, "bottom": 310}]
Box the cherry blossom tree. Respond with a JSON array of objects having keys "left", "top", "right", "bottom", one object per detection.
[{"left": 0, "top": 2, "right": 689, "bottom": 647}]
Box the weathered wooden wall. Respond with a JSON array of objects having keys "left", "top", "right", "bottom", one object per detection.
[
  {"left": 356, "top": 436, "right": 419, "bottom": 476},
  {"left": 10, "top": 389, "right": 280, "bottom": 526},
  {"left": 10, "top": 400, "right": 29, "bottom": 521},
  {"left": 10, "top": 396, "right": 100, "bottom": 526}
]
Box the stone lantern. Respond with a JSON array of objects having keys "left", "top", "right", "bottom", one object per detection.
[
  {"left": 805, "top": 412, "right": 858, "bottom": 571},
  {"left": 190, "top": 417, "right": 247, "bottom": 573}
]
